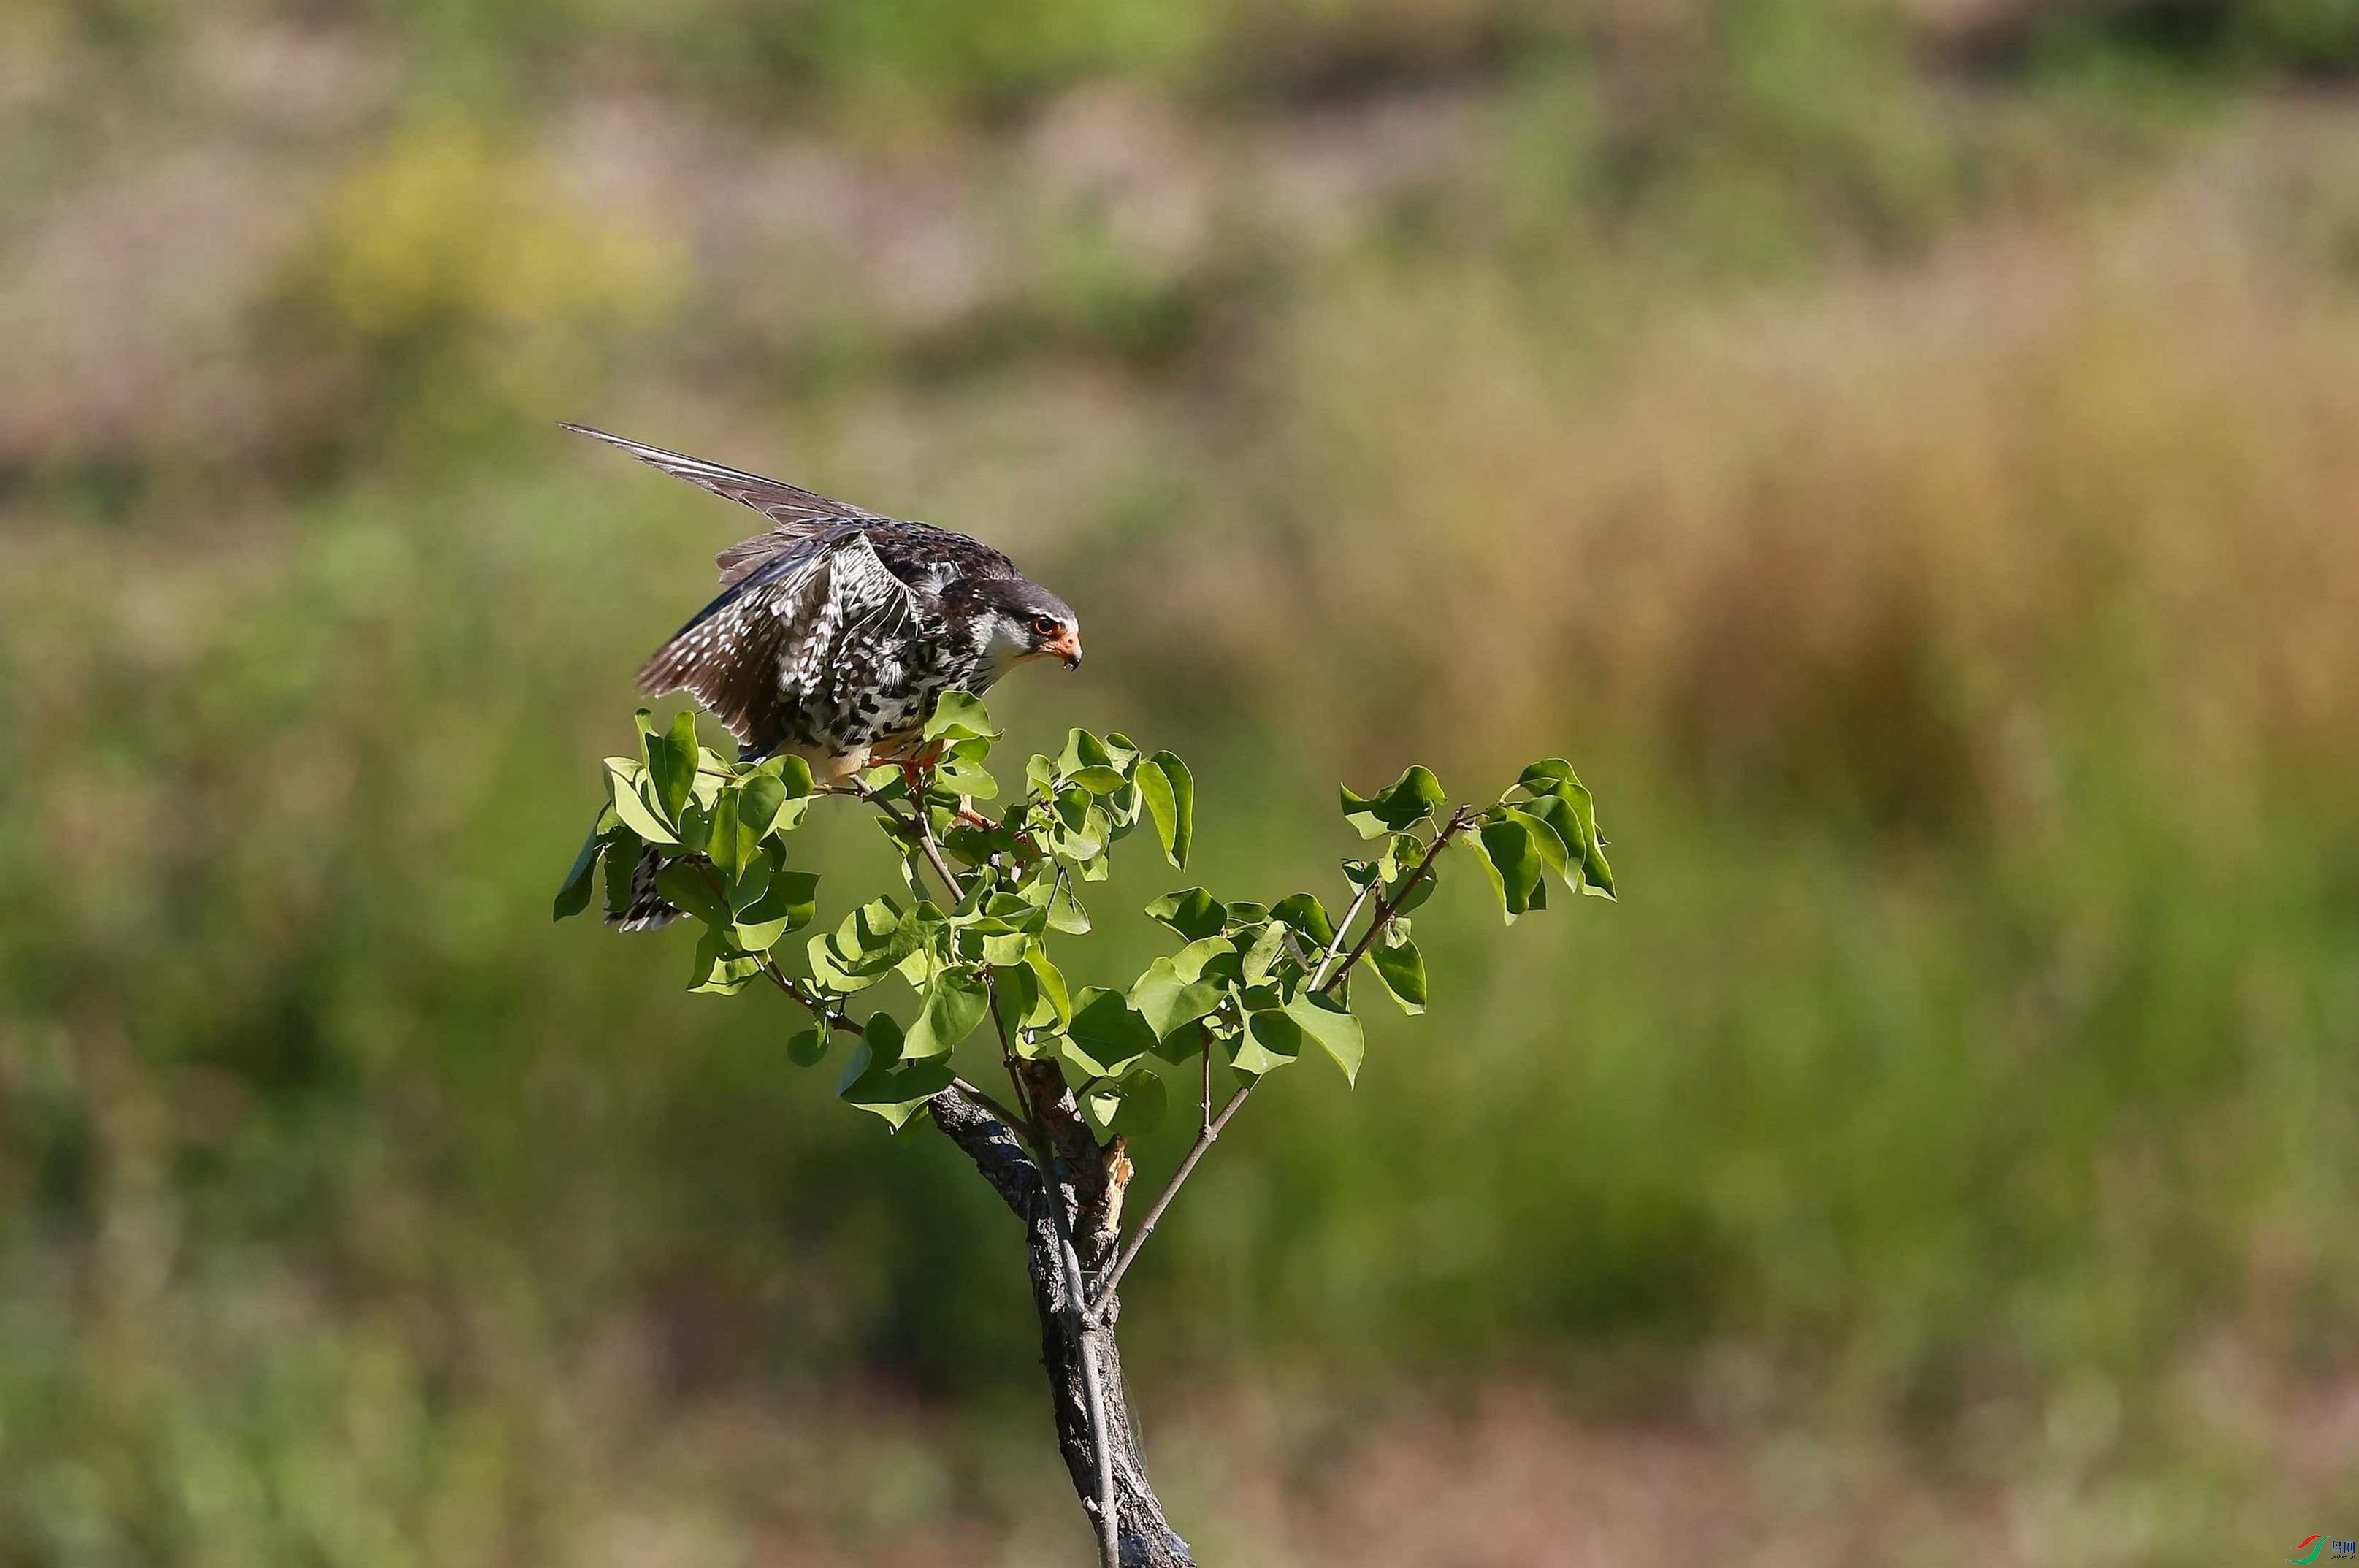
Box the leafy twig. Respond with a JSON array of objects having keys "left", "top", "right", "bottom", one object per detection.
[
  {"left": 687, "top": 863, "right": 1028, "bottom": 1139},
  {"left": 1088, "top": 807, "right": 1476, "bottom": 1312},
  {"left": 1315, "top": 808, "right": 1472, "bottom": 998}
]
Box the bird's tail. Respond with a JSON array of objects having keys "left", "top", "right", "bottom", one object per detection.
[{"left": 607, "top": 844, "right": 687, "bottom": 932}]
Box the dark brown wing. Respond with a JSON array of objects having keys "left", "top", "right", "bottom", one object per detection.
[
  {"left": 561, "top": 421, "right": 887, "bottom": 544},
  {"left": 636, "top": 523, "right": 925, "bottom": 757},
  {"left": 868, "top": 519, "right": 1020, "bottom": 592}
]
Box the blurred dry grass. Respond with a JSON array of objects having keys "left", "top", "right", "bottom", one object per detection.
[
  {"left": 5, "top": 3, "right": 2359, "bottom": 1564},
  {"left": 1238, "top": 121, "right": 2359, "bottom": 803}
]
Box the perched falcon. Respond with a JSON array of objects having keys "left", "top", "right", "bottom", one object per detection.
[{"left": 567, "top": 424, "right": 1082, "bottom": 930}]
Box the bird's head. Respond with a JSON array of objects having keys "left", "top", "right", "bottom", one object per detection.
[{"left": 969, "top": 577, "right": 1083, "bottom": 674}]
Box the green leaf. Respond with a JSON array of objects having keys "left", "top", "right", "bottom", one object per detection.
[
  {"left": 1144, "top": 751, "right": 1193, "bottom": 867},
  {"left": 1231, "top": 1010, "right": 1302, "bottom": 1076},
  {"left": 1340, "top": 765, "right": 1448, "bottom": 838},
  {"left": 903, "top": 970, "right": 989, "bottom": 1060},
  {"left": 1239, "top": 920, "right": 1290, "bottom": 984},
  {"left": 1271, "top": 892, "right": 1338, "bottom": 948},
  {"left": 1505, "top": 806, "right": 1570, "bottom": 889},
  {"left": 1066, "top": 765, "right": 1128, "bottom": 794},
  {"left": 1050, "top": 792, "right": 1107, "bottom": 860},
  {"left": 934, "top": 736, "right": 1000, "bottom": 799},
  {"left": 641, "top": 708, "right": 700, "bottom": 824},
  {"left": 991, "top": 963, "right": 1039, "bottom": 1035},
  {"left": 768, "top": 753, "right": 818, "bottom": 801},
  {"left": 1516, "top": 758, "right": 1578, "bottom": 794},
  {"left": 600, "top": 830, "right": 641, "bottom": 921},
  {"left": 892, "top": 904, "right": 951, "bottom": 988},
  {"left": 655, "top": 860, "right": 732, "bottom": 928},
  {"left": 706, "top": 787, "right": 749, "bottom": 879},
  {"left": 1128, "top": 947, "right": 1226, "bottom": 1040},
  {"left": 835, "top": 898, "right": 919, "bottom": 974},
  {"left": 1058, "top": 728, "right": 1115, "bottom": 777},
  {"left": 1064, "top": 988, "right": 1157, "bottom": 1076},
  {"left": 1474, "top": 816, "right": 1542, "bottom": 922},
  {"left": 977, "top": 928, "right": 1031, "bottom": 967},
  {"left": 726, "top": 840, "right": 776, "bottom": 910},
  {"left": 1045, "top": 879, "right": 1091, "bottom": 935},
  {"left": 1516, "top": 792, "right": 1588, "bottom": 892},
  {"left": 733, "top": 869, "right": 819, "bottom": 951},
  {"left": 1144, "top": 887, "right": 1226, "bottom": 942},
  {"left": 678, "top": 797, "right": 718, "bottom": 858},
  {"left": 1388, "top": 852, "right": 1442, "bottom": 917},
  {"left": 1284, "top": 990, "right": 1366, "bottom": 1085},
  {"left": 787, "top": 1028, "right": 827, "bottom": 1068},
  {"left": 1567, "top": 782, "right": 1616, "bottom": 900},
  {"left": 1134, "top": 759, "right": 1178, "bottom": 863},
  {"left": 1024, "top": 944, "right": 1074, "bottom": 1027},
  {"left": 1082, "top": 1068, "right": 1167, "bottom": 1138},
  {"left": 1366, "top": 938, "right": 1429, "bottom": 1015},
  {"left": 924, "top": 689, "right": 1001, "bottom": 743},
  {"left": 736, "top": 768, "right": 789, "bottom": 843},
  {"left": 808, "top": 900, "right": 913, "bottom": 993},
  {"left": 605, "top": 759, "right": 679, "bottom": 846},
  {"left": 836, "top": 1018, "right": 955, "bottom": 1131},
  {"left": 857, "top": 1011, "right": 906, "bottom": 1069},
  {"left": 554, "top": 822, "right": 603, "bottom": 920},
  {"left": 688, "top": 928, "right": 762, "bottom": 995}
]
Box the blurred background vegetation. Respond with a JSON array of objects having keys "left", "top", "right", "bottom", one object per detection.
[{"left": 5, "top": 0, "right": 2359, "bottom": 1562}]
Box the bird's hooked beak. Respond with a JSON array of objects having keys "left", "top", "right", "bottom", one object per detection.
[{"left": 1045, "top": 627, "right": 1084, "bottom": 670}]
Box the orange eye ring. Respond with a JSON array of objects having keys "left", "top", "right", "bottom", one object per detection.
[{"left": 1031, "top": 613, "right": 1062, "bottom": 638}]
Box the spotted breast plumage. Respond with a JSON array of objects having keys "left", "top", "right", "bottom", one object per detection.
[{"left": 567, "top": 424, "right": 1083, "bottom": 930}]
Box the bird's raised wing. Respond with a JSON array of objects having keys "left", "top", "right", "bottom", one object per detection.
[
  {"left": 636, "top": 524, "right": 925, "bottom": 756},
  {"left": 563, "top": 423, "right": 884, "bottom": 534}
]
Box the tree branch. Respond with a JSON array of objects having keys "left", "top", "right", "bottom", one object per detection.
[
  {"left": 908, "top": 798, "right": 969, "bottom": 903},
  {"left": 1088, "top": 807, "right": 1477, "bottom": 1310},
  {"left": 680, "top": 863, "right": 1031, "bottom": 1141},
  {"left": 1088, "top": 1074, "right": 1250, "bottom": 1311},
  {"left": 1314, "top": 807, "right": 1472, "bottom": 997},
  {"left": 990, "top": 988, "right": 1120, "bottom": 1568},
  {"left": 929, "top": 1081, "right": 1043, "bottom": 1220},
  {"left": 1198, "top": 1020, "right": 1214, "bottom": 1136},
  {"left": 855, "top": 777, "right": 970, "bottom": 905}
]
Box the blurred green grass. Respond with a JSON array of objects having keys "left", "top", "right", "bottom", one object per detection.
[{"left": 5, "top": 1, "right": 2359, "bottom": 1563}]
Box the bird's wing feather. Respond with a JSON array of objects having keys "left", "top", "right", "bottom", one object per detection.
[
  {"left": 870, "top": 519, "right": 1020, "bottom": 590},
  {"left": 563, "top": 424, "right": 885, "bottom": 535},
  {"left": 636, "top": 524, "right": 927, "bottom": 754}
]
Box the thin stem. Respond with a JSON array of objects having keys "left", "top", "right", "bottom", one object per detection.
[
  {"left": 1090, "top": 1077, "right": 1250, "bottom": 1310},
  {"left": 1310, "top": 876, "right": 1381, "bottom": 992},
  {"left": 685, "top": 860, "right": 862, "bottom": 1036},
  {"left": 949, "top": 1077, "right": 1026, "bottom": 1134},
  {"left": 909, "top": 798, "right": 968, "bottom": 905},
  {"left": 857, "top": 776, "right": 971, "bottom": 906},
  {"left": 1089, "top": 808, "right": 1479, "bottom": 1312},
  {"left": 695, "top": 865, "right": 1022, "bottom": 1142},
  {"left": 1068, "top": 1236, "right": 1120, "bottom": 1568},
  {"left": 1314, "top": 808, "right": 1473, "bottom": 998},
  {"left": 754, "top": 954, "right": 858, "bottom": 1032},
  {"left": 1198, "top": 1022, "right": 1215, "bottom": 1136}
]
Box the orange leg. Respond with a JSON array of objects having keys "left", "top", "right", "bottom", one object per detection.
[{"left": 892, "top": 738, "right": 946, "bottom": 796}]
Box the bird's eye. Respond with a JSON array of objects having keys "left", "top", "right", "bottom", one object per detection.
[{"left": 1031, "top": 614, "right": 1061, "bottom": 638}]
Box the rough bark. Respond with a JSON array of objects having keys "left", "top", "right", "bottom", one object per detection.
[{"left": 931, "top": 1086, "right": 1195, "bottom": 1567}]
